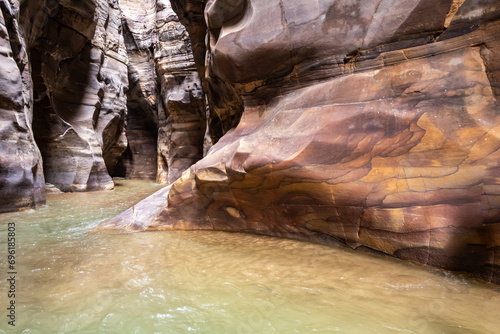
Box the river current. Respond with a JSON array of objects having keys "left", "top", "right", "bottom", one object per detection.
[{"left": 0, "top": 180, "right": 499, "bottom": 333}]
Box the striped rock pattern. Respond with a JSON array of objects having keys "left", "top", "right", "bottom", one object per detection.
[
  {"left": 102, "top": 0, "right": 500, "bottom": 283},
  {"left": 114, "top": 0, "right": 206, "bottom": 183},
  {"left": 0, "top": 0, "right": 205, "bottom": 209}
]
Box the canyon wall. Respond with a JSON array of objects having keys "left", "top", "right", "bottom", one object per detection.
[
  {"left": 0, "top": 0, "right": 206, "bottom": 210},
  {"left": 101, "top": 0, "right": 500, "bottom": 284},
  {"left": 117, "top": 0, "right": 206, "bottom": 183},
  {"left": 0, "top": 0, "right": 45, "bottom": 212},
  {"left": 2, "top": 0, "right": 500, "bottom": 283},
  {"left": 29, "top": 0, "right": 129, "bottom": 193}
]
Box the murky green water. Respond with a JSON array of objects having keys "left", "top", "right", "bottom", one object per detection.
[{"left": 0, "top": 180, "right": 499, "bottom": 333}]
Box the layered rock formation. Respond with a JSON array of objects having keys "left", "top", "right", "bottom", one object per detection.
[
  {"left": 101, "top": 0, "right": 500, "bottom": 284},
  {"left": 2, "top": 0, "right": 500, "bottom": 284},
  {"left": 155, "top": 0, "right": 206, "bottom": 183},
  {"left": 115, "top": 0, "right": 158, "bottom": 180},
  {"left": 171, "top": 0, "right": 243, "bottom": 145},
  {"left": 30, "top": 0, "right": 129, "bottom": 192},
  {"left": 0, "top": 0, "right": 129, "bottom": 197},
  {"left": 116, "top": 0, "right": 206, "bottom": 183},
  {"left": 0, "top": 0, "right": 45, "bottom": 212},
  {"left": 0, "top": 0, "right": 206, "bottom": 209}
]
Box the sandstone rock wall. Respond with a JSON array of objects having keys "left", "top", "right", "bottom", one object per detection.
[
  {"left": 114, "top": 0, "right": 206, "bottom": 183},
  {"left": 29, "top": 0, "right": 129, "bottom": 192},
  {"left": 0, "top": 0, "right": 130, "bottom": 195},
  {"left": 0, "top": 0, "right": 206, "bottom": 208},
  {"left": 3, "top": 0, "right": 500, "bottom": 284},
  {"left": 103, "top": 0, "right": 500, "bottom": 284},
  {"left": 170, "top": 0, "right": 243, "bottom": 145},
  {"left": 0, "top": 0, "right": 45, "bottom": 212},
  {"left": 155, "top": 0, "right": 206, "bottom": 183},
  {"left": 117, "top": 0, "right": 159, "bottom": 180}
]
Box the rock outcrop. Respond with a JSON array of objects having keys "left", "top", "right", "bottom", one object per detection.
[
  {"left": 116, "top": 0, "right": 161, "bottom": 180},
  {"left": 171, "top": 0, "right": 243, "bottom": 145},
  {"left": 101, "top": 0, "right": 500, "bottom": 284},
  {"left": 2, "top": 0, "right": 500, "bottom": 284},
  {"left": 0, "top": 0, "right": 130, "bottom": 196},
  {"left": 155, "top": 0, "right": 206, "bottom": 183}
]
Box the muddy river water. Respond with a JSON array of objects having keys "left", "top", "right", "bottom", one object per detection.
[{"left": 0, "top": 180, "right": 499, "bottom": 333}]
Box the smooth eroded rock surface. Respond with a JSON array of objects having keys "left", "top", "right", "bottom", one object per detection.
[
  {"left": 1, "top": 0, "right": 205, "bottom": 206},
  {"left": 0, "top": 0, "right": 45, "bottom": 212},
  {"left": 102, "top": 0, "right": 500, "bottom": 284},
  {"left": 116, "top": 0, "right": 206, "bottom": 183},
  {"left": 27, "top": 0, "right": 129, "bottom": 192}
]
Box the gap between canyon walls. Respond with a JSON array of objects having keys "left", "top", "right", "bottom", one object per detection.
[
  {"left": 115, "top": 0, "right": 207, "bottom": 184},
  {"left": 0, "top": 0, "right": 211, "bottom": 212}
]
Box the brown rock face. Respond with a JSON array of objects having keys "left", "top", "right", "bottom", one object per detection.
[
  {"left": 115, "top": 0, "right": 206, "bottom": 183},
  {"left": 0, "top": 0, "right": 45, "bottom": 212},
  {"left": 116, "top": 0, "right": 160, "bottom": 180},
  {"left": 1, "top": 0, "right": 129, "bottom": 201},
  {"left": 1, "top": 0, "right": 206, "bottom": 207},
  {"left": 25, "top": 0, "right": 129, "bottom": 192},
  {"left": 102, "top": 0, "right": 500, "bottom": 283},
  {"left": 171, "top": 0, "right": 243, "bottom": 146},
  {"left": 155, "top": 0, "right": 206, "bottom": 183}
]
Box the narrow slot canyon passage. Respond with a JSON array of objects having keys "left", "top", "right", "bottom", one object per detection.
[{"left": 1, "top": 0, "right": 500, "bottom": 332}]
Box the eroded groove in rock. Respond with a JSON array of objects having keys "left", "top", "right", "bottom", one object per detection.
[
  {"left": 102, "top": 0, "right": 500, "bottom": 284},
  {"left": 1, "top": 0, "right": 207, "bottom": 211},
  {"left": 0, "top": 0, "right": 45, "bottom": 212}
]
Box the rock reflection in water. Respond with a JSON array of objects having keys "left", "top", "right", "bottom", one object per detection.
[{"left": 0, "top": 180, "right": 499, "bottom": 333}]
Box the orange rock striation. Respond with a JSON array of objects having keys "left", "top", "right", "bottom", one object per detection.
[{"left": 105, "top": 0, "right": 500, "bottom": 283}]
